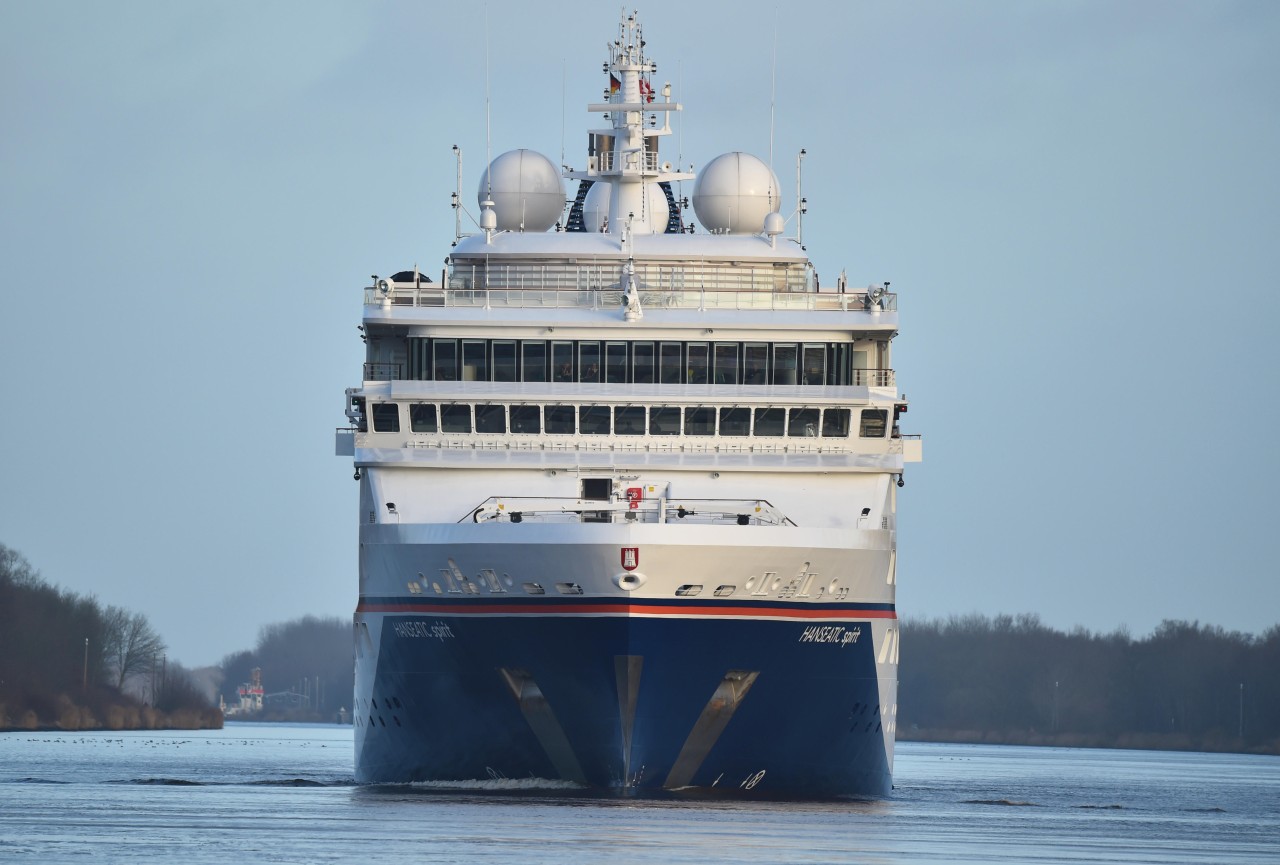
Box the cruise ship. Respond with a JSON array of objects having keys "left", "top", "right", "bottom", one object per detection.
[{"left": 337, "top": 11, "right": 921, "bottom": 798}]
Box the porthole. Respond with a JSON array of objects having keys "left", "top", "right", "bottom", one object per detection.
[{"left": 675, "top": 584, "right": 703, "bottom": 597}]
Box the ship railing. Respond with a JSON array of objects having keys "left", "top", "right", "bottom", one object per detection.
[
  {"left": 462, "top": 496, "right": 794, "bottom": 527},
  {"left": 365, "top": 263, "right": 896, "bottom": 312},
  {"left": 367, "top": 284, "right": 896, "bottom": 313}
]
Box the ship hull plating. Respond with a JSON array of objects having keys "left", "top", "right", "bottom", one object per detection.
[{"left": 354, "top": 607, "right": 895, "bottom": 798}]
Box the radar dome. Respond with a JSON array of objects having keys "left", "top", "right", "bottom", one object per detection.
[
  {"left": 691, "top": 152, "right": 781, "bottom": 234},
  {"left": 477, "top": 149, "right": 565, "bottom": 232},
  {"left": 583, "top": 181, "right": 670, "bottom": 234}
]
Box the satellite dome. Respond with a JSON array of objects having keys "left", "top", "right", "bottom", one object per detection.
[
  {"left": 477, "top": 149, "right": 565, "bottom": 232},
  {"left": 583, "top": 181, "right": 669, "bottom": 234},
  {"left": 691, "top": 152, "right": 781, "bottom": 234}
]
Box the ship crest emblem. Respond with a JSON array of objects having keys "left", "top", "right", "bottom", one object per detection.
[{"left": 621, "top": 547, "right": 639, "bottom": 571}]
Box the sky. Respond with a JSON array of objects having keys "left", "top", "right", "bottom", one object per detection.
[{"left": 2, "top": 0, "right": 1277, "bottom": 667}]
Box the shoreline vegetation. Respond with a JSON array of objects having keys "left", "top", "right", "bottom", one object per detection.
[
  {"left": 5, "top": 542, "right": 1277, "bottom": 755},
  {"left": 1, "top": 543, "right": 221, "bottom": 733}
]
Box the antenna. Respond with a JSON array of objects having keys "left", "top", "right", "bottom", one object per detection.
[
  {"left": 484, "top": 5, "right": 492, "bottom": 199},
  {"left": 769, "top": 9, "right": 777, "bottom": 178},
  {"left": 796, "top": 148, "right": 807, "bottom": 247},
  {"left": 560, "top": 59, "right": 567, "bottom": 168}
]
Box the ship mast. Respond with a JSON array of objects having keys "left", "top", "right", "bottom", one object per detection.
[{"left": 568, "top": 11, "right": 693, "bottom": 237}]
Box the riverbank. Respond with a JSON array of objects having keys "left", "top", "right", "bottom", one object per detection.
[
  {"left": 1, "top": 693, "right": 223, "bottom": 732},
  {"left": 899, "top": 727, "right": 1280, "bottom": 756}
]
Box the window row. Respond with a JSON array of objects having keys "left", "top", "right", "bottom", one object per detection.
[
  {"left": 403, "top": 338, "right": 871, "bottom": 386},
  {"left": 368, "top": 402, "right": 891, "bottom": 439}
]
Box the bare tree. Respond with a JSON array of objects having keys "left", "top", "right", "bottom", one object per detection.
[{"left": 102, "top": 605, "right": 165, "bottom": 691}]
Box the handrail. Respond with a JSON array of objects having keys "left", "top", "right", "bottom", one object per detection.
[{"left": 460, "top": 495, "right": 795, "bottom": 526}]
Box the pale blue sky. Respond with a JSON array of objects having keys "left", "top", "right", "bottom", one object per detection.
[{"left": 2, "top": 1, "right": 1277, "bottom": 666}]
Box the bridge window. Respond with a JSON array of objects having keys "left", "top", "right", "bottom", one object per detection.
[
  {"left": 613, "top": 405, "right": 645, "bottom": 435},
  {"left": 788, "top": 407, "right": 820, "bottom": 437},
  {"left": 372, "top": 403, "right": 400, "bottom": 433},
  {"left": 510, "top": 405, "right": 541, "bottom": 433},
  {"left": 579, "top": 405, "right": 610, "bottom": 435},
  {"left": 409, "top": 403, "right": 437, "bottom": 433},
  {"left": 822, "top": 408, "right": 851, "bottom": 437},
  {"left": 440, "top": 403, "right": 472, "bottom": 433},
  {"left": 685, "top": 406, "right": 715, "bottom": 436},
  {"left": 719, "top": 407, "right": 750, "bottom": 436},
  {"left": 753, "top": 407, "right": 785, "bottom": 437},
  {"left": 545, "top": 405, "right": 575, "bottom": 434},
  {"left": 649, "top": 405, "right": 680, "bottom": 435},
  {"left": 860, "top": 409, "right": 888, "bottom": 437},
  {"left": 475, "top": 404, "right": 506, "bottom": 434}
]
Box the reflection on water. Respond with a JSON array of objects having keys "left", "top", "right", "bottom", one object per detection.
[{"left": 1, "top": 723, "right": 1276, "bottom": 864}]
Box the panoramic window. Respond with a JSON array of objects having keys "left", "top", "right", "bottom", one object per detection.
[
  {"left": 372, "top": 403, "right": 400, "bottom": 433},
  {"left": 822, "top": 408, "right": 851, "bottom": 437},
  {"left": 551, "top": 342, "right": 574, "bottom": 382},
  {"left": 492, "top": 341, "right": 517, "bottom": 382},
  {"left": 521, "top": 341, "right": 547, "bottom": 382},
  {"left": 753, "top": 407, "right": 785, "bottom": 437},
  {"left": 788, "top": 408, "right": 820, "bottom": 438},
  {"left": 440, "top": 403, "right": 472, "bottom": 433},
  {"left": 859, "top": 409, "right": 888, "bottom": 437},
  {"left": 613, "top": 405, "right": 645, "bottom": 435},
  {"left": 659, "top": 342, "right": 683, "bottom": 383},
  {"left": 744, "top": 343, "right": 768, "bottom": 385},
  {"left": 409, "top": 403, "right": 437, "bottom": 433},
  {"left": 579, "top": 341, "right": 601, "bottom": 383},
  {"left": 579, "top": 405, "right": 611, "bottom": 435},
  {"left": 649, "top": 406, "right": 680, "bottom": 436},
  {"left": 714, "top": 343, "right": 740, "bottom": 385},
  {"left": 772, "top": 343, "right": 798, "bottom": 385},
  {"left": 510, "top": 405, "right": 541, "bottom": 434},
  {"left": 605, "top": 342, "right": 628, "bottom": 383},
  {"left": 632, "top": 342, "right": 655, "bottom": 384},
  {"left": 687, "top": 343, "right": 709, "bottom": 384},
  {"left": 685, "top": 406, "right": 715, "bottom": 436},
  {"left": 474, "top": 404, "right": 506, "bottom": 434},
  {"left": 462, "top": 340, "right": 487, "bottom": 382},
  {"left": 545, "top": 405, "right": 575, "bottom": 434},
  {"left": 719, "top": 406, "right": 750, "bottom": 436},
  {"left": 433, "top": 339, "right": 459, "bottom": 381},
  {"left": 802, "top": 344, "right": 827, "bottom": 385}
]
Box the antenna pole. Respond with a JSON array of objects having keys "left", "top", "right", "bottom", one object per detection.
[
  {"left": 796, "top": 148, "right": 806, "bottom": 246},
  {"left": 484, "top": 5, "right": 492, "bottom": 198}
]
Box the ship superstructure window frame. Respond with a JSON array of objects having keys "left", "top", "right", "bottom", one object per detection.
[
  {"left": 383, "top": 400, "right": 869, "bottom": 440},
  {"left": 391, "top": 338, "right": 876, "bottom": 387},
  {"left": 372, "top": 403, "right": 400, "bottom": 433},
  {"left": 475, "top": 403, "right": 507, "bottom": 434},
  {"left": 440, "top": 403, "right": 473, "bottom": 433},
  {"left": 859, "top": 409, "right": 888, "bottom": 437},
  {"left": 410, "top": 403, "right": 437, "bottom": 433}
]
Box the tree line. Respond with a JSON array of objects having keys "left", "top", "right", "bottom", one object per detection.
[
  {"left": 220, "top": 615, "right": 353, "bottom": 723},
  {"left": 0, "top": 543, "right": 220, "bottom": 730},
  {"left": 899, "top": 614, "right": 1280, "bottom": 753}
]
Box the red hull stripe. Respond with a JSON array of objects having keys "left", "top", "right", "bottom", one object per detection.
[{"left": 356, "top": 601, "right": 896, "bottom": 619}]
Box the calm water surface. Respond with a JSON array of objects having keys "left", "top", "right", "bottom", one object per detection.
[{"left": 1, "top": 723, "right": 1276, "bottom": 863}]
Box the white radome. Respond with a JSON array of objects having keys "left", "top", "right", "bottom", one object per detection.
[
  {"left": 692, "top": 152, "right": 781, "bottom": 234},
  {"left": 478, "top": 149, "right": 566, "bottom": 232},
  {"left": 583, "top": 181, "right": 670, "bottom": 234}
]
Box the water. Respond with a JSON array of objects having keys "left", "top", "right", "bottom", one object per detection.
[{"left": 1, "top": 723, "right": 1276, "bottom": 863}]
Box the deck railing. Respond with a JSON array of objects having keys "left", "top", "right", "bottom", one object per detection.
[{"left": 367, "top": 285, "right": 896, "bottom": 313}]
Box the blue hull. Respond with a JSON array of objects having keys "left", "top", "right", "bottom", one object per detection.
[{"left": 355, "top": 610, "right": 893, "bottom": 798}]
